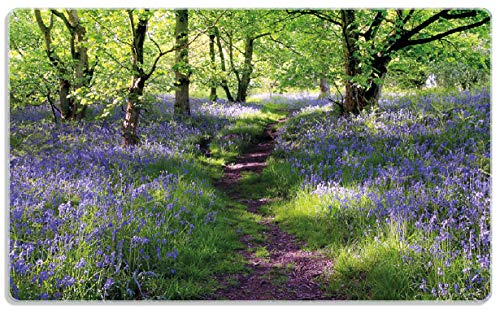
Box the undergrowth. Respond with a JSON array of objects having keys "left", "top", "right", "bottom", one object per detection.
[{"left": 260, "top": 89, "right": 490, "bottom": 300}]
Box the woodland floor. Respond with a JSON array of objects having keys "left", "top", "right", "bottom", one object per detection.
[{"left": 208, "top": 119, "right": 335, "bottom": 300}]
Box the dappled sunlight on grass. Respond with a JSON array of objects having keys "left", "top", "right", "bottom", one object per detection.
[
  {"left": 9, "top": 97, "right": 270, "bottom": 300},
  {"left": 266, "top": 88, "right": 490, "bottom": 300},
  {"left": 9, "top": 90, "right": 490, "bottom": 300}
]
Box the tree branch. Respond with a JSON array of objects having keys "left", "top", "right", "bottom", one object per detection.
[
  {"left": 398, "top": 16, "right": 490, "bottom": 50},
  {"left": 363, "top": 10, "right": 385, "bottom": 41},
  {"left": 270, "top": 12, "right": 299, "bottom": 27},
  {"left": 98, "top": 47, "right": 131, "bottom": 71},
  {"left": 253, "top": 32, "right": 272, "bottom": 40},
  {"left": 128, "top": 10, "right": 136, "bottom": 39},
  {"left": 34, "top": 9, "right": 54, "bottom": 33},
  {"left": 219, "top": 28, "right": 245, "bottom": 55},
  {"left": 287, "top": 9, "right": 342, "bottom": 27},
  {"left": 34, "top": 10, "right": 64, "bottom": 70},
  {"left": 147, "top": 31, "right": 163, "bottom": 55},
  {"left": 227, "top": 32, "right": 240, "bottom": 83},
  {"left": 87, "top": 12, "right": 133, "bottom": 47},
  {"left": 402, "top": 9, "right": 415, "bottom": 25},
  {"left": 438, "top": 37, "right": 462, "bottom": 54},
  {"left": 442, "top": 10, "right": 480, "bottom": 20},
  {"left": 50, "top": 9, "right": 74, "bottom": 32},
  {"left": 327, "top": 81, "right": 345, "bottom": 114},
  {"left": 387, "top": 10, "right": 489, "bottom": 53},
  {"left": 145, "top": 9, "right": 226, "bottom": 80},
  {"left": 393, "top": 10, "right": 448, "bottom": 47},
  {"left": 268, "top": 35, "right": 303, "bottom": 56}
]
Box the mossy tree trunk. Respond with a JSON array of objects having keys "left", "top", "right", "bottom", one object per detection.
[
  {"left": 122, "top": 11, "right": 148, "bottom": 146},
  {"left": 34, "top": 9, "right": 94, "bottom": 120},
  {"left": 174, "top": 9, "right": 190, "bottom": 116}
]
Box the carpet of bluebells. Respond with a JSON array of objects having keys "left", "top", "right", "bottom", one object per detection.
[
  {"left": 9, "top": 96, "right": 262, "bottom": 300},
  {"left": 9, "top": 89, "right": 491, "bottom": 300},
  {"left": 273, "top": 89, "right": 490, "bottom": 300}
]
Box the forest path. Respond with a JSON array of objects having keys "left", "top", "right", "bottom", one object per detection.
[{"left": 209, "top": 118, "right": 334, "bottom": 300}]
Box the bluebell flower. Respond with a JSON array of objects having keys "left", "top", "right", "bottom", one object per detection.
[
  {"left": 103, "top": 277, "right": 114, "bottom": 290},
  {"left": 39, "top": 271, "right": 49, "bottom": 283},
  {"left": 75, "top": 258, "right": 86, "bottom": 269},
  {"left": 166, "top": 249, "right": 178, "bottom": 260},
  {"left": 57, "top": 275, "right": 76, "bottom": 288}
]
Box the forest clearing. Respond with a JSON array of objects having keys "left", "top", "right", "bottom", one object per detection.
[{"left": 8, "top": 8, "right": 490, "bottom": 301}]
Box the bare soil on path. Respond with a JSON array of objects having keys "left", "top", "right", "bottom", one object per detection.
[{"left": 209, "top": 121, "right": 335, "bottom": 300}]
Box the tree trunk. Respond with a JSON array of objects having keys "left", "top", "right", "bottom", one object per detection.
[
  {"left": 58, "top": 79, "right": 73, "bottom": 119},
  {"left": 35, "top": 10, "right": 72, "bottom": 120},
  {"left": 344, "top": 63, "right": 390, "bottom": 114},
  {"left": 342, "top": 10, "right": 366, "bottom": 114},
  {"left": 174, "top": 10, "right": 190, "bottom": 116},
  {"left": 341, "top": 11, "right": 390, "bottom": 114},
  {"left": 318, "top": 78, "right": 331, "bottom": 99},
  {"left": 67, "top": 9, "right": 92, "bottom": 119},
  {"left": 361, "top": 54, "right": 390, "bottom": 106},
  {"left": 344, "top": 82, "right": 366, "bottom": 114},
  {"left": 34, "top": 10, "right": 93, "bottom": 121},
  {"left": 122, "top": 11, "right": 149, "bottom": 146},
  {"left": 123, "top": 80, "right": 143, "bottom": 146},
  {"left": 366, "top": 68, "right": 388, "bottom": 103},
  {"left": 208, "top": 32, "right": 218, "bottom": 101},
  {"left": 215, "top": 29, "right": 235, "bottom": 102},
  {"left": 236, "top": 37, "right": 254, "bottom": 102}
]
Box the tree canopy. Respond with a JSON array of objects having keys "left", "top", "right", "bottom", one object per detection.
[{"left": 9, "top": 9, "right": 490, "bottom": 140}]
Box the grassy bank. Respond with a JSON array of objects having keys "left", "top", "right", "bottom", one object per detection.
[
  {"left": 9, "top": 98, "right": 284, "bottom": 300},
  {"left": 258, "top": 89, "right": 490, "bottom": 300}
]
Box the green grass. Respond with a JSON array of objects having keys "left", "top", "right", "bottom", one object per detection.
[
  {"left": 330, "top": 233, "right": 412, "bottom": 300},
  {"left": 254, "top": 246, "right": 270, "bottom": 260},
  {"left": 151, "top": 100, "right": 292, "bottom": 299},
  {"left": 260, "top": 177, "right": 426, "bottom": 300},
  {"left": 144, "top": 108, "right": 290, "bottom": 298},
  {"left": 143, "top": 103, "right": 291, "bottom": 298},
  {"left": 256, "top": 93, "right": 491, "bottom": 300},
  {"left": 209, "top": 102, "right": 288, "bottom": 164},
  {"left": 156, "top": 197, "right": 263, "bottom": 299},
  {"left": 12, "top": 150, "right": 256, "bottom": 300},
  {"left": 236, "top": 158, "right": 302, "bottom": 200},
  {"left": 11, "top": 100, "right": 289, "bottom": 300},
  {"left": 266, "top": 267, "right": 289, "bottom": 287},
  {"left": 117, "top": 105, "right": 288, "bottom": 299}
]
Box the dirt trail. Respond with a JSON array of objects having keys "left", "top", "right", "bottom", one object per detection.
[{"left": 210, "top": 121, "right": 334, "bottom": 300}]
